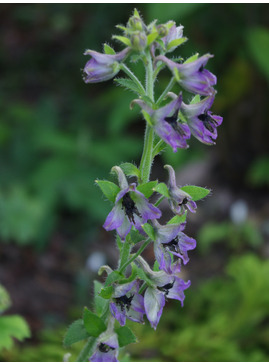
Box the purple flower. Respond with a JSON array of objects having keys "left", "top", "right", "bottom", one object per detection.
[
  {"left": 132, "top": 94, "right": 191, "bottom": 152},
  {"left": 110, "top": 280, "right": 145, "bottom": 326},
  {"left": 90, "top": 321, "right": 119, "bottom": 362},
  {"left": 155, "top": 54, "right": 216, "bottom": 96},
  {"left": 103, "top": 166, "right": 161, "bottom": 240},
  {"left": 181, "top": 95, "right": 223, "bottom": 145},
  {"left": 164, "top": 164, "right": 197, "bottom": 215},
  {"left": 83, "top": 47, "right": 130, "bottom": 83},
  {"left": 136, "top": 256, "right": 191, "bottom": 329},
  {"left": 152, "top": 219, "right": 196, "bottom": 273}
]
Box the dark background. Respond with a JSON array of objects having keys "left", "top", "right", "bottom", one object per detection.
[{"left": 0, "top": 3, "right": 269, "bottom": 361}]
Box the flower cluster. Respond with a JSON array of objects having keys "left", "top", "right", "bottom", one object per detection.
[{"left": 69, "top": 9, "right": 223, "bottom": 362}]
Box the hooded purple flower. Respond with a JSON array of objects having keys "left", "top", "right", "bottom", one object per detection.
[
  {"left": 103, "top": 166, "right": 161, "bottom": 240},
  {"left": 181, "top": 95, "right": 223, "bottom": 145},
  {"left": 83, "top": 47, "right": 130, "bottom": 83},
  {"left": 164, "top": 164, "right": 197, "bottom": 215},
  {"left": 90, "top": 319, "right": 119, "bottom": 362},
  {"left": 155, "top": 54, "right": 216, "bottom": 96},
  {"left": 152, "top": 219, "right": 196, "bottom": 274},
  {"left": 136, "top": 256, "right": 190, "bottom": 329},
  {"left": 132, "top": 94, "right": 191, "bottom": 152},
  {"left": 110, "top": 280, "right": 145, "bottom": 326}
]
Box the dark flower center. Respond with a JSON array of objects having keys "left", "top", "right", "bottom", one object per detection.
[
  {"left": 179, "top": 197, "right": 188, "bottom": 206},
  {"left": 99, "top": 343, "right": 115, "bottom": 353},
  {"left": 122, "top": 192, "right": 140, "bottom": 223},
  {"left": 115, "top": 294, "right": 134, "bottom": 311},
  {"left": 198, "top": 113, "right": 216, "bottom": 133},
  {"left": 164, "top": 110, "right": 187, "bottom": 137},
  {"left": 199, "top": 65, "right": 204, "bottom": 72},
  {"left": 164, "top": 237, "right": 179, "bottom": 253},
  {"left": 157, "top": 280, "right": 175, "bottom": 296}
]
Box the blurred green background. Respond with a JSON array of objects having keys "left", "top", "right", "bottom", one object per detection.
[{"left": 0, "top": 3, "right": 269, "bottom": 361}]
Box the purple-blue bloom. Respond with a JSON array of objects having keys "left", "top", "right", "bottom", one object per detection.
[
  {"left": 90, "top": 323, "right": 119, "bottom": 362},
  {"left": 164, "top": 164, "right": 197, "bottom": 215},
  {"left": 152, "top": 219, "right": 196, "bottom": 273},
  {"left": 103, "top": 166, "right": 161, "bottom": 240},
  {"left": 162, "top": 23, "right": 185, "bottom": 53},
  {"left": 136, "top": 256, "right": 191, "bottom": 329},
  {"left": 83, "top": 47, "right": 130, "bottom": 83},
  {"left": 110, "top": 280, "right": 145, "bottom": 326},
  {"left": 103, "top": 183, "right": 161, "bottom": 240},
  {"left": 181, "top": 95, "right": 223, "bottom": 145},
  {"left": 155, "top": 54, "right": 216, "bottom": 96},
  {"left": 132, "top": 94, "right": 191, "bottom": 152},
  {"left": 144, "top": 273, "right": 190, "bottom": 329}
]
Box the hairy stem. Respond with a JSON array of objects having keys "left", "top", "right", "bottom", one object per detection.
[
  {"left": 119, "top": 238, "right": 151, "bottom": 274},
  {"left": 140, "top": 51, "right": 155, "bottom": 183}
]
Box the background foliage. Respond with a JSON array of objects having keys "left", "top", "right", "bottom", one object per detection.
[{"left": 0, "top": 3, "right": 268, "bottom": 361}]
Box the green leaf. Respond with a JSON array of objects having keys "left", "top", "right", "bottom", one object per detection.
[
  {"left": 153, "top": 139, "right": 166, "bottom": 156},
  {"left": 83, "top": 308, "right": 106, "bottom": 337},
  {"left": 99, "top": 286, "right": 114, "bottom": 299},
  {"left": 136, "top": 267, "right": 154, "bottom": 287},
  {"left": 246, "top": 27, "right": 269, "bottom": 81},
  {"left": 167, "top": 37, "right": 187, "bottom": 51},
  {"left": 112, "top": 35, "right": 131, "bottom": 47},
  {"left": 0, "top": 315, "right": 31, "bottom": 350},
  {"left": 147, "top": 32, "right": 159, "bottom": 46},
  {"left": 0, "top": 285, "right": 11, "bottom": 314},
  {"left": 94, "top": 281, "right": 107, "bottom": 316},
  {"left": 153, "top": 182, "right": 170, "bottom": 198},
  {"left": 141, "top": 223, "right": 156, "bottom": 241},
  {"left": 95, "top": 180, "right": 120, "bottom": 202},
  {"left": 119, "top": 162, "right": 140, "bottom": 178},
  {"left": 184, "top": 53, "right": 199, "bottom": 64},
  {"left": 115, "top": 326, "right": 137, "bottom": 347},
  {"left": 128, "top": 228, "right": 145, "bottom": 244},
  {"left": 167, "top": 212, "right": 187, "bottom": 225},
  {"left": 180, "top": 185, "right": 211, "bottom": 201},
  {"left": 137, "top": 181, "right": 158, "bottom": 198},
  {"left": 190, "top": 94, "right": 201, "bottom": 104},
  {"left": 104, "top": 271, "right": 123, "bottom": 287},
  {"left": 63, "top": 319, "right": 89, "bottom": 347},
  {"left": 103, "top": 43, "right": 116, "bottom": 55},
  {"left": 114, "top": 78, "right": 141, "bottom": 95}
]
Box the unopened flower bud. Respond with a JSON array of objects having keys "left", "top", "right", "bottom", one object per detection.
[
  {"left": 130, "top": 31, "right": 147, "bottom": 52},
  {"left": 157, "top": 24, "right": 169, "bottom": 38},
  {"left": 127, "top": 15, "right": 144, "bottom": 31}
]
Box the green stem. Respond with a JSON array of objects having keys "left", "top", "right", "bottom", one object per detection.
[
  {"left": 77, "top": 337, "right": 96, "bottom": 362},
  {"left": 119, "top": 238, "right": 151, "bottom": 274},
  {"left": 156, "top": 77, "right": 175, "bottom": 106},
  {"left": 120, "top": 63, "right": 146, "bottom": 95},
  {"left": 139, "top": 51, "right": 155, "bottom": 184}
]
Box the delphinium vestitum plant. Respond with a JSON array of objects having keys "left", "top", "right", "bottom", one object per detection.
[{"left": 63, "top": 9, "right": 222, "bottom": 361}]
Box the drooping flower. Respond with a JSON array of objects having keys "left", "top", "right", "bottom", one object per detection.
[
  {"left": 103, "top": 166, "right": 161, "bottom": 240},
  {"left": 132, "top": 94, "right": 191, "bottom": 152},
  {"left": 152, "top": 219, "right": 196, "bottom": 273},
  {"left": 181, "top": 94, "right": 223, "bottom": 145},
  {"left": 136, "top": 256, "right": 190, "bottom": 329},
  {"left": 164, "top": 164, "right": 197, "bottom": 215},
  {"left": 110, "top": 280, "right": 145, "bottom": 326},
  {"left": 155, "top": 54, "right": 216, "bottom": 96},
  {"left": 83, "top": 47, "right": 130, "bottom": 83},
  {"left": 90, "top": 318, "right": 119, "bottom": 362}
]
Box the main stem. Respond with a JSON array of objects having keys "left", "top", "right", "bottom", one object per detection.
[{"left": 140, "top": 51, "right": 155, "bottom": 184}]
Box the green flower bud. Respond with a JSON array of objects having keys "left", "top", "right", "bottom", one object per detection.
[
  {"left": 130, "top": 31, "right": 147, "bottom": 52},
  {"left": 157, "top": 24, "right": 169, "bottom": 38},
  {"left": 127, "top": 15, "right": 144, "bottom": 32}
]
